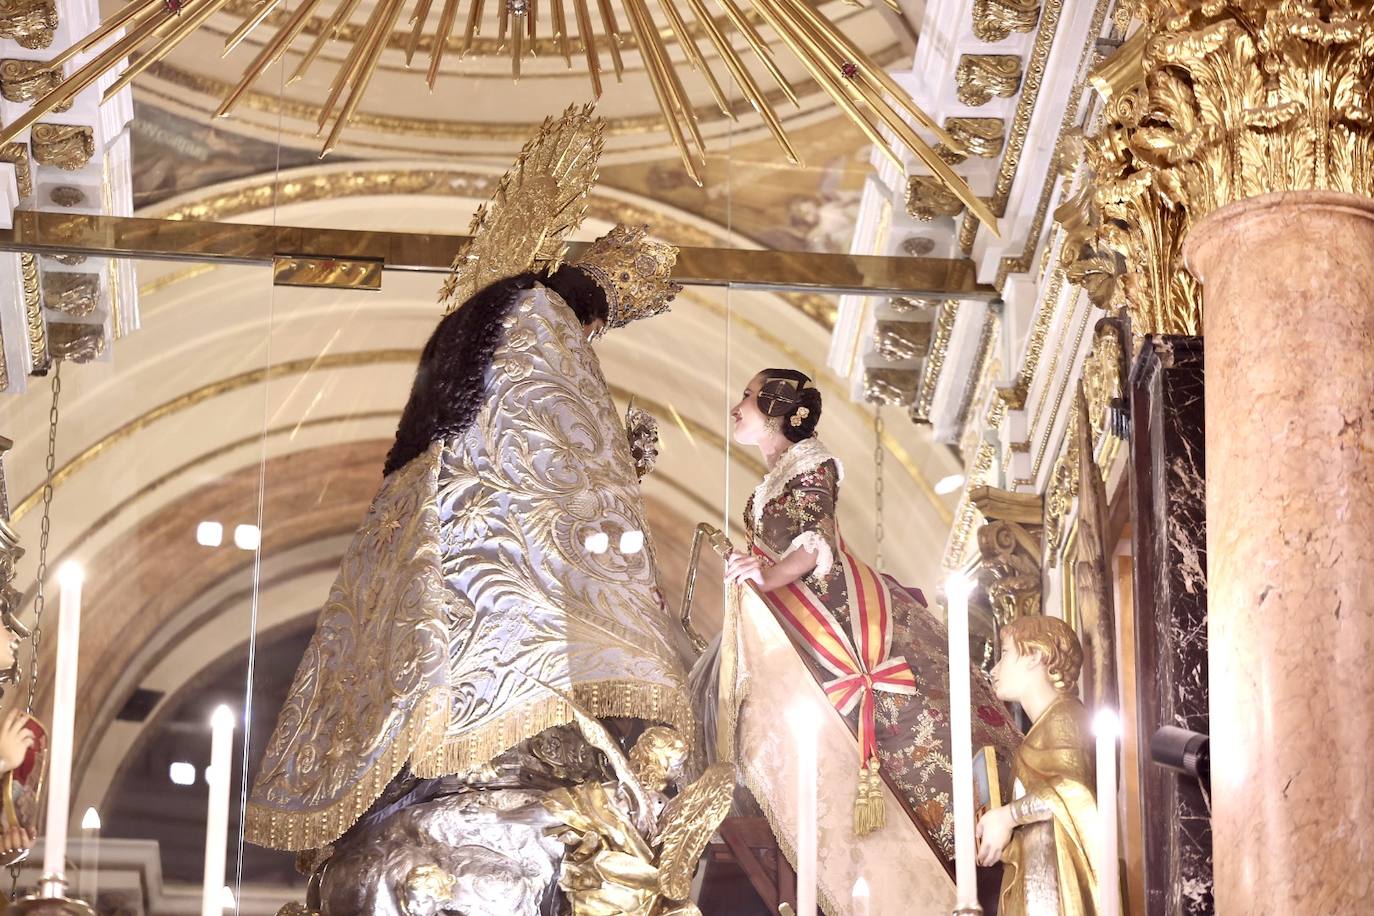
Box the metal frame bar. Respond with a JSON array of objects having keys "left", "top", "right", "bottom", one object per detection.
[{"left": 0, "top": 211, "right": 999, "bottom": 299}]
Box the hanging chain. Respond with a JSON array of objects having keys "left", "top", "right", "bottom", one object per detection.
[
  {"left": 26, "top": 362, "right": 61, "bottom": 719},
  {"left": 11, "top": 363, "right": 61, "bottom": 896},
  {"left": 873, "top": 405, "right": 885, "bottom": 570}
]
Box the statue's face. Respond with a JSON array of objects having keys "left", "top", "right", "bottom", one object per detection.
[{"left": 990, "top": 632, "right": 1043, "bottom": 704}]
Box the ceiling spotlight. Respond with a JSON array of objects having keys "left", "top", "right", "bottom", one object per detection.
[
  {"left": 169, "top": 761, "right": 196, "bottom": 786},
  {"left": 934, "top": 474, "right": 965, "bottom": 496},
  {"left": 619, "top": 530, "right": 645, "bottom": 555},
  {"left": 583, "top": 532, "right": 609, "bottom": 555},
  {"left": 233, "top": 524, "right": 261, "bottom": 551},
  {"left": 196, "top": 521, "right": 224, "bottom": 547}
]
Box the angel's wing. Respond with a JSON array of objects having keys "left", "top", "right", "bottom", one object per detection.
[{"left": 655, "top": 762, "right": 736, "bottom": 901}]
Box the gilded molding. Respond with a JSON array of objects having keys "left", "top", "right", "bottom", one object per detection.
[
  {"left": 30, "top": 123, "right": 94, "bottom": 171},
  {"left": 20, "top": 253, "right": 47, "bottom": 375},
  {"left": 0, "top": 142, "right": 31, "bottom": 197},
  {"left": 1042, "top": 390, "right": 1079, "bottom": 566},
  {"left": 943, "top": 441, "right": 997, "bottom": 571},
  {"left": 911, "top": 298, "right": 958, "bottom": 423},
  {"left": 906, "top": 174, "right": 964, "bottom": 222},
  {"left": 0, "top": 0, "right": 56, "bottom": 50},
  {"left": 956, "top": 55, "right": 1023, "bottom": 108},
  {"left": 971, "top": 0, "right": 1040, "bottom": 43},
  {"left": 945, "top": 117, "right": 1005, "bottom": 159},
  {"left": 1081, "top": 319, "right": 1125, "bottom": 455},
  {"left": 0, "top": 59, "right": 68, "bottom": 109}
]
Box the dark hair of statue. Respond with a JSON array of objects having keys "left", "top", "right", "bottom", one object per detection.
[
  {"left": 382, "top": 265, "right": 609, "bottom": 476},
  {"left": 758, "top": 368, "right": 823, "bottom": 443}
]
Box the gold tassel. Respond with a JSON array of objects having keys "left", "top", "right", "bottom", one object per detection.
[{"left": 853, "top": 760, "right": 886, "bottom": 836}]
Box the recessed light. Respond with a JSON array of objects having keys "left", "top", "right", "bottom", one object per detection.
[
  {"left": 584, "top": 532, "right": 609, "bottom": 554},
  {"left": 233, "top": 524, "right": 261, "bottom": 551},
  {"left": 169, "top": 761, "right": 196, "bottom": 785},
  {"left": 619, "top": 530, "right": 645, "bottom": 554},
  {"left": 196, "top": 522, "right": 223, "bottom": 547}
]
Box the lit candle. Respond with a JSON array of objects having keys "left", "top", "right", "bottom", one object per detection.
[
  {"left": 945, "top": 573, "right": 978, "bottom": 911},
  {"left": 853, "top": 877, "right": 870, "bottom": 916},
  {"left": 79, "top": 807, "right": 101, "bottom": 905},
  {"left": 1093, "top": 709, "right": 1121, "bottom": 916},
  {"left": 201, "top": 706, "right": 235, "bottom": 916},
  {"left": 788, "top": 704, "right": 820, "bottom": 916},
  {"left": 41, "top": 563, "right": 84, "bottom": 897}
]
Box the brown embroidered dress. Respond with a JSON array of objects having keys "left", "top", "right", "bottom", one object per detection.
[{"left": 745, "top": 437, "right": 1020, "bottom": 864}]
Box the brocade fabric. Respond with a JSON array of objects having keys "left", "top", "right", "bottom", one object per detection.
[{"left": 246, "top": 286, "right": 691, "bottom": 850}]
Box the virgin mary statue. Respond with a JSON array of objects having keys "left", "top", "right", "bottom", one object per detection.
[{"left": 244, "top": 109, "right": 698, "bottom": 915}]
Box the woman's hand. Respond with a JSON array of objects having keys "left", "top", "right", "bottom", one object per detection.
[
  {"left": 975, "top": 805, "right": 1015, "bottom": 866},
  {"left": 0, "top": 711, "right": 33, "bottom": 774},
  {"left": 724, "top": 552, "right": 766, "bottom": 587}
]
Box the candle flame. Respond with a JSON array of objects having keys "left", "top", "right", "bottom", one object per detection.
[
  {"left": 211, "top": 705, "right": 235, "bottom": 731},
  {"left": 58, "top": 561, "right": 85, "bottom": 590},
  {"left": 1093, "top": 708, "right": 1121, "bottom": 739}
]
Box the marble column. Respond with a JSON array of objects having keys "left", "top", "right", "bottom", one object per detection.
[
  {"left": 1185, "top": 191, "right": 1374, "bottom": 914},
  {"left": 1128, "top": 336, "right": 1211, "bottom": 916}
]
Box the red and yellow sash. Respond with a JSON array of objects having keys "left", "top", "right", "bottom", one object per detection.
[{"left": 753, "top": 535, "right": 917, "bottom": 831}]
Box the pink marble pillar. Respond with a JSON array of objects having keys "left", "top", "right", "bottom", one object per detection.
[{"left": 1185, "top": 190, "right": 1374, "bottom": 914}]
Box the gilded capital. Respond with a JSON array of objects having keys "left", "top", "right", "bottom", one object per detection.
[{"left": 1070, "top": 0, "right": 1374, "bottom": 335}]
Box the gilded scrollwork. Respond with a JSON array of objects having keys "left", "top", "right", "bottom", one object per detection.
[
  {"left": 863, "top": 367, "right": 917, "bottom": 407},
  {"left": 971, "top": 487, "right": 1044, "bottom": 626},
  {"left": 956, "top": 54, "right": 1024, "bottom": 107},
  {"left": 1072, "top": 0, "right": 1374, "bottom": 336},
  {"left": 41, "top": 271, "right": 100, "bottom": 317},
  {"left": 906, "top": 174, "right": 965, "bottom": 222},
  {"left": 30, "top": 123, "right": 94, "bottom": 171},
  {"left": 945, "top": 117, "right": 1006, "bottom": 159},
  {"left": 972, "top": 0, "right": 1040, "bottom": 43},
  {"left": 873, "top": 320, "right": 928, "bottom": 362},
  {"left": 1042, "top": 394, "right": 1080, "bottom": 567},
  {"left": 47, "top": 321, "right": 104, "bottom": 363},
  {"left": 0, "top": 59, "right": 68, "bottom": 109},
  {"left": 0, "top": 0, "right": 56, "bottom": 49}
]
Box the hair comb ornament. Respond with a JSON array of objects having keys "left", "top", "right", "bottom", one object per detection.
[
  {"left": 757, "top": 375, "right": 810, "bottom": 417},
  {"left": 572, "top": 224, "right": 682, "bottom": 332},
  {"left": 789, "top": 406, "right": 810, "bottom": 428}
]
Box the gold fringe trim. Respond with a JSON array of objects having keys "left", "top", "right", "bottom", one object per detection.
[
  {"left": 245, "top": 680, "right": 692, "bottom": 852},
  {"left": 413, "top": 679, "right": 695, "bottom": 779},
  {"left": 739, "top": 757, "right": 845, "bottom": 916},
  {"left": 244, "top": 686, "right": 451, "bottom": 852}
]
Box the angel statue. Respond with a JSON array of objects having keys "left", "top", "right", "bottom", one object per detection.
[{"left": 246, "top": 107, "right": 706, "bottom": 916}]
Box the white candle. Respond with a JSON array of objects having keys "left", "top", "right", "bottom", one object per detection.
[
  {"left": 41, "top": 563, "right": 84, "bottom": 896},
  {"left": 201, "top": 705, "right": 235, "bottom": 916},
  {"left": 79, "top": 807, "right": 101, "bottom": 904},
  {"left": 788, "top": 704, "right": 820, "bottom": 916},
  {"left": 945, "top": 573, "right": 978, "bottom": 911},
  {"left": 1093, "top": 709, "right": 1121, "bottom": 916}
]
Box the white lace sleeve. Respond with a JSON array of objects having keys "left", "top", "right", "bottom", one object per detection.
[{"left": 783, "top": 530, "right": 834, "bottom": 580}]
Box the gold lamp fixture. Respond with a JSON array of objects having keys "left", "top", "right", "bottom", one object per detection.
[{"left": 0, "top": 0, "right": 998, "bottom": 234}]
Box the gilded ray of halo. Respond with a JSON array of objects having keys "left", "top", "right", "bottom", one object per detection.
[
  {"left": 2, "top": 0, "right": 998, "bottom": 234},
  {"left": 441, "top": 103, "right": 605, "bottom": 309}
]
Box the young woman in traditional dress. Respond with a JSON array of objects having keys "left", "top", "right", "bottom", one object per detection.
[{"left": 707, "top": 367, "right": 1020, "bottom": 913}]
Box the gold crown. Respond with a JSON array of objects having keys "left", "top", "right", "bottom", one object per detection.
[{"left": 572, "top": 224, "right": 682, "bottom": 330}]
